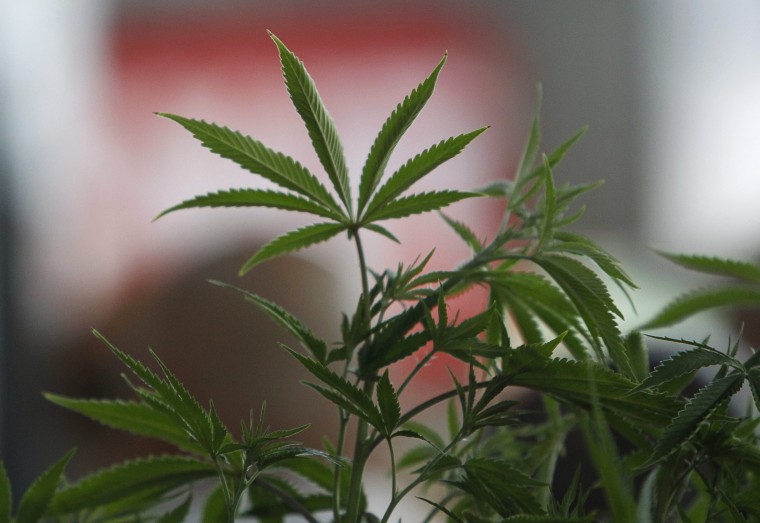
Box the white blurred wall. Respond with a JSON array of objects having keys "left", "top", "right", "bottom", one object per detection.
[{"left": 639, "top": 1, "right": 760, "bottom": 259}]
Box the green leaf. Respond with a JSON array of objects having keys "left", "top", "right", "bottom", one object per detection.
[
  {"left": 211, "top": 280, "right": 328, "bottom": 363},
  {"left": 376, "top": 371, "right": 401, "bottom": 436},
  {"left": 270, "top": 32, "right": 351, "bottom": 210},
  {"left": 156, "top": 114, "right": 341, "bottom": 213},
  {"left": 93, "top": 329, "right": 166, "bottom": 393},
  {"left": 746, "top": 368, "right": 760, "bottom": 417},
  {"left": 400, "top": 420, "right": 445, "bottom": 450},
  {"left": 417, "top": 498, "right": 464, "bottom": 523},
  {"left": 460, "top": 458, "right": 545, "bottom": 516},
  {"left": 536, "top": 155, "right": 556, "bottom": 253},
  {"left": 48, "top": 456, "right": 216, "bottom": 515},
  {"left": 363, "top": 223, "right": 400, "bottom": 243},
  {"left": 656, "top": 252, "right": 760, "bottom": 284},
  {"left": 155, "top": 188, "right": 345, "bottom": 222},
  {"left": 201, "top": 484, "right": 227, "bottom": 523},
  {"left": 580, "top": 412, "right": 636, "bottom": 523},
  {"left": 93, "top": 331, "right": 228, "bottom": 457},
  {"left": 0, "top": 461, "right": 10, "bottom": 523},
  {"left": 360, "top": 330, "right": 430, "bottom": 376},
  {"left": 359, "top": 53, "right": 446, "bottom": 213},
  {"left": 303, "top": 382, "right": 380, "bottom": 432},
  {"left": 631, "top": 345, "right": 740, "bottom": 394},
  {"left": 639, "top": 287, "right": 760, "bottom": 330},
  {"left": 361, "top": 190, "right": 477, "bottom": 224},
  {"left": 551, "top": 231, "right": 637, "bottom": 289},
  {"left": 271, "top": 456, "right": 336, "bottom": 493},
  {"left": 534, "top": 255, "right": 633, "bottom": 377},
  {"left": 515, "top": 85, "right": 542, "bottom": 186},
  {"left": 283, "top": 346, "right": 384, "bottom": 431},
  {"left": 397, "top": 445, "right": 438, "bottom": 472},
  {"left": 647, "top": 373, "right": 745, "bottom": 464},
  {"left": 440, "top": 212, "right": 483, "bottom": 252},
  {"left": 496, "top": 284, "right": 549, "bottom": 345},
  {"left": 363, "top": 127, "right": 488, "bottom": 219},
  {"left": 239, "top": 222, "right": 347, "bottom": 274},
  {"left": 246, "top": 476, "right": 333, "bottom": 520},
  {"left": 16, "top": 449, "right": 75, "bottom": 523},
  {"left": 524, "top": 126, "right": 588, "bottom": 189},
  {"left": 510, "top": 358, "right": 680, "bottom": 431},
  {"left": 44, "top": 395, "right": 204, "bottom": 454},
  {"left": 153, "top": 359, "right": 228, "bottom": 457},
  {"left": 624, "top": 332, "right": 649, "bottom": 383},
  {"left": 157, "top": 496, "right": 192, "bottom": 523}
]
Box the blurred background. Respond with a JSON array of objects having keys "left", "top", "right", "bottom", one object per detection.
[{"left": 1, "top": 0, "right": 759, "bottom": 511}]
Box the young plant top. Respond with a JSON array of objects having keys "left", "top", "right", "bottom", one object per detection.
[{"left": 4, "top": 32, "right": 760, "bottom": 523}]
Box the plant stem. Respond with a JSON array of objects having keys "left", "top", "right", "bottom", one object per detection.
[
  {"left": 212, "top": 457, "right": 236, "bottom": 521},
  {"left": 332, "top": 411, "right": 349, "bottom": 521},
  {"left": 345, "top": 409, "right": 369, "bottom": 522},
  {"left": 397, "top": 348, "right": 437, "bottom": 396},
  {"left": 344, "top": 229, "right": 376, "bottom": 522},
  {"left": 380, "top": 436, "right": 462, "bottom": 523}
]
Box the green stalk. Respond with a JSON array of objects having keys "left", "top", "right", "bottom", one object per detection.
[
  {"left": 344, "top": 229, "right": 376, "bottom": 522},
  {"left": 332, "top": 412, "right": 349, "bottom": 521},
  {"left": 212, "top": 456, "right": 239, "bottom": 522},
  {"left": 380, "top": 435, "right": 463, "bottom": 523}
]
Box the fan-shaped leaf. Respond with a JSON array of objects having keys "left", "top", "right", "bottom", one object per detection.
[
  {"left": 48, "top": 456, "right": 215, "bottom": 514},
  {"left": 283, "top": 346, "right": 383, "bottom": 431},
  {"left": 551, "top": 231, "right": 636, "bottom": 288},
  {"left": 639, "top": 287, "right": 760, "bottom": 330},
  {"left": 270, "top": 33, "right": 351, "bottom": 209},
  {"left": 657, "top": 252, "right": 760, "bottom": 284},
  {"left": 631, "top": 346, "right": 740, "bottom": 394},
  {"left": 624, "top": 332, "right": 649, "bottom": 383},
  {"left": 417, "top": 497, "right": 464, "bottom": 523},
  {"left": 240, "top": 222, "right": 347, "bottom": 274},
  {"left": 363, "top": 223, "right": 400, "bottom": 243},
  {"left": 377, "top": 371, "right": 401, "bottom": 436},
  {"left": 359, "top": 53, "right": 447, "bottom": 212},
  {"left": 211, "top": 280, "right": 328, "bottom": 363},
  {"left": 155, "top": 188, "right": 345, "bottom": 222},
  {"left": 17, "top": 449, "right": 74, "bottom": 523},
  {"left": 440, "top": 212, "right": 483, "bottom": 252},
  {"left": 92, "top": 331, "right": 228, "bottom": 456},
  {"left": 201, "top": 484, "right": 226, "bottom": 523},
  {"left": 647, "top": 373, "right": 745, "bottom": 464},
  {"left": 460, "top": 457, "right": 545, "bottom": 516},
  {"left": 494, "top": 254, "right": 589, "bottom": 357},
  {"left": 510, "top": 358, "right": 680, "bottom": 430},
  {"left": 515, "top": 85, "right": 542, "bottom": 186},
  {"left": 536, "top": 156, "right": 557, "bottom": 252},
  {"left": 522, "top": 126, "right": 588, "bottom": 190},
  {"left": 397, "top": 445, "right": 439, "bottom": 472},
  {"left": 157, "top": 114, "right": 341, "bottom": 212},
  {"left": 247, "top": 480, "right": 332, "bottom": 520},
  {"left": 44, "top": 395, "right": 203, "bottom": 454},
  {"left": 534, "top": 255, "right": 632, "bottom": 377},
  {"left": 157, "top": 496, "right": 192, "bottom": 523},
  {"left": 363, "top": 127, "right": 487, "bottom": 218},
  {"left": 362, "top": 190, "right": 477, "bottom": 223},
  {"left": 151, "top": 352, "right": 229, "bottom": 457}
]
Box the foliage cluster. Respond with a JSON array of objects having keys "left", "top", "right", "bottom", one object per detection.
[{"left": 2, "top": 33, "right": 760, "bottom": 522}]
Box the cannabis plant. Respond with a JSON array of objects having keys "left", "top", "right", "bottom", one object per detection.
[{"left": 3, "top": 32, "right": 760, "bottom": 523}]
